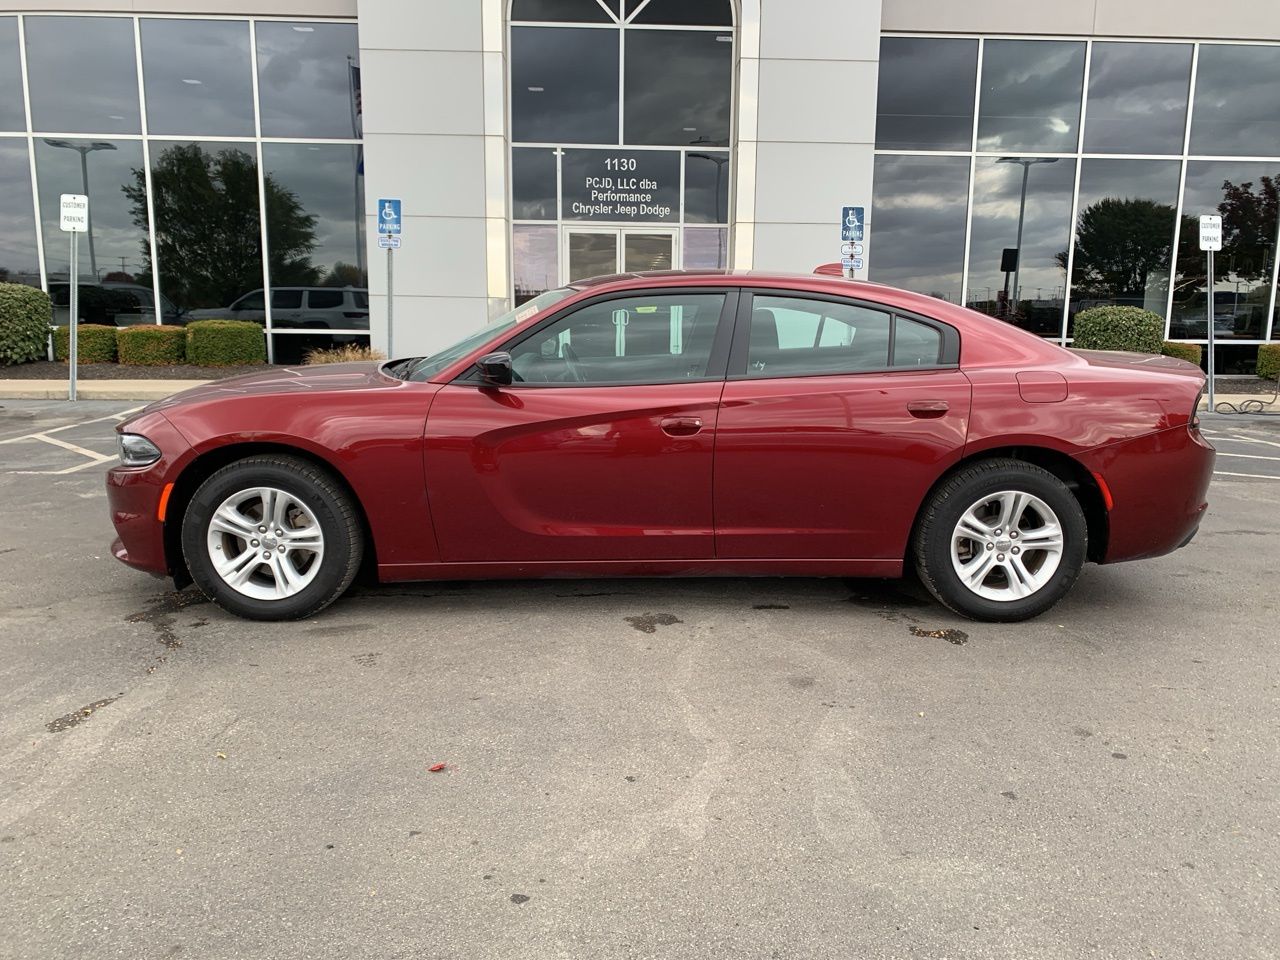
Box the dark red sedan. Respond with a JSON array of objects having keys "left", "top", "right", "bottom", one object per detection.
[{"left": 107, "top": 271, "right": 1213, "bottom": 622}]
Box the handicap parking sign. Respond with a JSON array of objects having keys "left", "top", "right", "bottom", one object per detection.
[
  {"left": 378, "top": 198, "right": 402, "bottom": 235},
  {"left": 841, "top": 206, "right": 864, "bottom": 243}
]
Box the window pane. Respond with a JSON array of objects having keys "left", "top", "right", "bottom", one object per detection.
[
  {"left": 629, "top": 0, "right": 732, "bottom": 26},
  {"left": 1067, "top": 159, "right": 1180, "bottom": 334},
  {"left": 36, "top": 139, "right": 149, "bottom": 293},
  {"left": 1084, "top": 42, "right": 1190, "bottom": 155},
  {"left": 25, "top": 17, "right": 140, "bottom": 134},
  {"left": 977, "top": 40, "right": 1085, "bottom": 153},
  {"left": 869, "top": 155, "right": 969, "bottom": 304},
  {"left": 683, "top": 227, "right": 727, "bottom": 269},
  {"left": 257, "top": 22, "right": 361, "bottom": 140},
  {"left": 966, "top": 156, "right": 1075, "bottom": 336},
  {"left": 0, "top": 139, "right": 39, "bottom": 287},
  {"left": 272, "top": 289, "right": 303, "bottom": 309},
  {"left": 1190, "top": 45, "right": 1280, "bottom": 157},
  {"left": 513, "top": 147, "right": 557, "bottom": 220},
  {"left": 624, "top": 30, "right": 731, "bottom": 146},
  {"left": 512, "top": 27, "right": 619, "bottom": 144},
  {"left": 149, "top": 142, "right": 263, "bottom": 316},
  {"left": 685, "top": 151, "right": 729, "bottom": 223},
  {"left": 568, "top": 230, "right": 618, "bottom": 281},
  {"left": 509, "top": 292, "right": 724, "bottom": 384},
  {"left": 1170, "top": 161, "right": 1279, "bottom": 341},
  {"left": 623, "top": 233, "right": 672, "bottom": 272},
  {"left": 306, "top": 289, "right": 344, "bottom": 309},
  {"left": 876, "top": 37, "right": 977, "bottom": 151},
  {"left": 511, "top": 0, "right": 613, "bottom": 22},
  {"left": 262, "top": 143, "right": 367, "bottom": 327},
  {"left": 272, "top": 333, "right": 369, "bottom": 365},
  {"left": 141, "top": 19, "right": 255, "bottom": 137},
  {"left": 748, "top": 297, "right": 893, "bottom": 377},
  {"left": 514, "top": 224, "right": 559, "bottom": 302},
  {"left": 894, "top": 316, "right": 942, "bottom": 367},
  {"left": 0, "top": 19, "right": 27, "bottom": 132}
]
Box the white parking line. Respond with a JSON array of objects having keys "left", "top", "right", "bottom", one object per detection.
[
  {"left": 1214, "top": 470, "right": 1280, "bottom": 480},
  {"left": 12, "top": 454, "right": 119, "bottom": 476},
  {"left": 0, "top": 405, "right": 142, "bottom": 445},
  {"left": 1216, "top": 451, "right": 1280, "bottom": 462},
  {"left": 31, "top": 433, "right": 115, "bottom": 462}
]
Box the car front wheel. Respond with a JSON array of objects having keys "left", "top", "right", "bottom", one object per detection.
[
  {"left": 913, "top": 459, "right": 1087, "bottom": 622},
  {"left": 181, "top": 455, "right": 363, "bottom": 621}
]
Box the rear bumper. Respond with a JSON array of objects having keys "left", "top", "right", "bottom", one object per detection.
[
  {"left": 105, "top": 413, "right": 192, "bottom": 578},
  {"left": 1081, "top": 423, "right": 1215, "bottom": 564}
]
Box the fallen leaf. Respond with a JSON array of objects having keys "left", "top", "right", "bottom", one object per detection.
[
  {"left": 215, "top": 752, "right": 227, "bottom": 759},
  {"left": 427, "top": 762, "right": 447, "bottom": 773}
]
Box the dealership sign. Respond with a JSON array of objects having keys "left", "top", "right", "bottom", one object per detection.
[{"left": 562, "top": 150, "right": 679, "bottom": 222}]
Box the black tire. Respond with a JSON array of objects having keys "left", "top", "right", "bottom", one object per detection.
[
  {"left": 912, "top": 458, "right": 1087, "bottom": 623},
  {"left": 181, "top": 455, "right": 363, "bottom": 621}
]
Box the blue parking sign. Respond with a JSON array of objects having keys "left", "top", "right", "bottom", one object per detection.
[
  {"left": 378, "top": 198, "right": 402, "bottom": 235},
  {"left": 841, "top": 206, "right": 864, "bottom": 243}
]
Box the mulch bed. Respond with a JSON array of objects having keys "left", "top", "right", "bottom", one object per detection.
[{"left": 0, "top": 360, "right": 272, "bottom": 380}]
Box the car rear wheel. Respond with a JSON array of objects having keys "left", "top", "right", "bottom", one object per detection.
[
  {"left": 912, "top": 459, "right": 1087, "bottom": 622},
  {"left": 181, "top": 455, "right": 363, "bottom": 621}
]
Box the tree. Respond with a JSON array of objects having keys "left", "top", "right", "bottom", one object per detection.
[
  {"left": 124, "top": 144, "right": 319, "bottom": 309},
  {"left": 324, "top": 261, "right": 367, "bottom": 287},
  {"left": 1059, "top": 197, "right": 1176, "bottom": 304}
]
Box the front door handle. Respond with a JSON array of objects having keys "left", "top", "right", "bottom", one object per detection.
[
  {"left": 907, "top": 400, "right": 949, "bottom": 418},
  {"left": 660, "top": 415, "right": 703, "bottom": 436}
]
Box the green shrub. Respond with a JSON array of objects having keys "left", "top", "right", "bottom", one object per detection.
[
  {"left": 1161, "top": 342, "right": 1202, "bottom": 365},
  {"left": 117, "top": 324, "right": 186, "bottom": 365},
  {"left": 185, "top": 319, "right": 266, "bottom": 366},
  {"left": 0, "top": 283, "right": 53, "bottom": 365},
  {"left": 1072, "top": 306, "right": 1165, "bottom": 354},
  {"left": 1258, "top": 344, "right": 1280, "bottom": 381},
  {"left": 52, "top": 324, "right": 118, "bottom": 363}
]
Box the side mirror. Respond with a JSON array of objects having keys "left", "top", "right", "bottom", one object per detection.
[{"left": 475, "top": 351, "right": 513, "bottom": 386}]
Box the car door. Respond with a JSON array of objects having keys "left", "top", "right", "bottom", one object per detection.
[
  {"left": 425, "top": 289, "right": 737, "bottom": 563},
  {"left": 713, "top": 290, "right": 971, "bottom": 561}
]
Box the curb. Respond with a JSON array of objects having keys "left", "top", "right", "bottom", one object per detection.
[{"left": 0, "top": 379, "right": 209, "bottom": 401}]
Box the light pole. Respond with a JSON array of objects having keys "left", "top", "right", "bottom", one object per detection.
[
  {"left": 689, "top": 151, "right": 730, "bottom": 268},
  {"left": 996, "top": 156, "right": 1058, "bottom": 317},
  {"left": 44, "top": 139, "right": 116, "bottom": 279}
]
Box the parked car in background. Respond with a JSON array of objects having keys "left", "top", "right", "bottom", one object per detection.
[
  {"left": 48, "top": 281, "right": 183, "bottom": 327},
  {"left": 183, "top": 287, "right": 369, "bottom": 330}
]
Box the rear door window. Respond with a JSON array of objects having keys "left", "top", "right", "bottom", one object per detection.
[{"left": 745, "top": 296, "right": 893, "bottom": 377}]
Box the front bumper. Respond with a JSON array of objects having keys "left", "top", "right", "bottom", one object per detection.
[{"left": 106, "top": 412, "right": 193, "bottom": 578}]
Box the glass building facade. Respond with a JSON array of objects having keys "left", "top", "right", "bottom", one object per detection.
[
  {"left": 872, "top": 35, "right": 1280, "bottom": 373},
  {"left": 0, "top": 13, "right": 367, "bottom": 363}
]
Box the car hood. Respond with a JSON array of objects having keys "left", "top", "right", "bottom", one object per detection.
[{"left": 145, "top": 362, "right": 399, "bottom": 411}]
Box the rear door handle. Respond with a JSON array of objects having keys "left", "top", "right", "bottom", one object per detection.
[
  {"left": 660, "top": 415, "right": 703, "bottom": 436},
  {"left": 907, "top": 400, "right": 949, "bottom": 418}
]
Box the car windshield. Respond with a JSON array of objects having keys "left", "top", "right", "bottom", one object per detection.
[{"left": 405, "top": 288, "right": 574, "bottom": 381}]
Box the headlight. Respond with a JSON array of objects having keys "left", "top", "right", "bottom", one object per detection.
[{"left": 118, "top": 433, "right": 162, "bottom": 467}]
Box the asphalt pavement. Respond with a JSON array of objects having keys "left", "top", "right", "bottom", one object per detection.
[{"left": 1, "top": 399, "right": 1277, "bottom": 960}]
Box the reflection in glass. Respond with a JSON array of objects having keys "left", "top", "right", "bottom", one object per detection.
[
  {"left": 1084, "top": 43, "right": 1190, "bottom": 156},
  {"left": 263, "top": 144, "right": 367, "bottom": 324},
  {"left": 0, "top": 19, "right": 27, "bottom": 132},
  {"left": 513, "top": 224, "right": 558, "bottom": 303},
  {"left": 513, "top": 148, "right": 557, "bottom": 220},
  {"left": 685, "top": 151, "right": 729, "bottom": 223},
  {"left": 623, "top": 233, "right": 672, "bottom": 272},
  {"left": 967, "top": 156, "right": 1075, "bottom": 335},
  {"left": 25, "top": 17, "right": 140, "bottom": 134},
  {"left": 869, "top": 155, "right": 969, "bottom": 304},
  {"left": 683, "top": 227, "right": 727, "bottom": 269},
  {"left": 36, "top": 138, "right": 148, "bottom": 287},
  {"left": 977, "top": 40, "right": 1084, "bottom": 153},
  {"left": 875, "top": 37, "right": 978, "bottom": 151},
  {"left": 1171, "top": 161, "right": 1279, "bottom": 341},
  {"left": 624, "top": 30, "right": 731, "bottom": 146},
  {"left": 137, "top": 141, "right": 263, "bottom": 313},
  {"left": 0, "top": 139, "right": 39, "bottom": 287},
  {"left": 510, "top": 0, "right": 613, "bottom": 22},
  {"left": 630, "top": 0, "right": 733, "bottom": 26},
  {"left": 141, "top": 19, "right": 255, "bottom": 137},
  {"left": 272, "top": 333, "right": 370, "bottom": 366},
  {"left": 257, "top": 22, "right": 361, "bottom": 140},
  {"left": 568, "top": 231, "right": 618, "bottom": 281},
  {"left": 511, "top": 27, "right": 619, "bottom": 144},
  {"left": 1067, "top": 159, "right": 1180, "bottom": 332},
  {"left": 1190, "top": 45, "right": 1280, "bottom": 158}
]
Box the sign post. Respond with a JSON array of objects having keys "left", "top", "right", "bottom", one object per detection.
[
  {"left": 59, "top": 194, "right": 88, "bottom": 402},
  {"left": 377, "top": 198, "right": 402, "bottom": 357},
  {"left": 840, "top": 206, "right": 865, "bottom": 279},
  {"left": 1199, "top": 214, "right": 1222, "bottom": 413}
]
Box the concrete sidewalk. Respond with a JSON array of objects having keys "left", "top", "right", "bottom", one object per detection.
[{"left": 0, "top": 379, "right": 209, "bottom": 401}]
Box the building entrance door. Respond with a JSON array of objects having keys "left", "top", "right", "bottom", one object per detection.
[{"left": 563, "top": 227, "right": 677, "bottom": 283}]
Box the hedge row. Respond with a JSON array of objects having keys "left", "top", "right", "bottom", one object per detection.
[
  {"left": 1073, "top": 306, "right": 1164, "bottom": 354},
  {"left": 1259, "top": 344, "right": 1280, "bottom": 381},
  {"left": 50, "top": 319, "right": 266, "bottom": 366},
  {"left": 0, "top": 283, "right": 53, "bottom": 365},
  {"left": 1161, "top": 342, "right": 1203, "bottom": 365}
]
